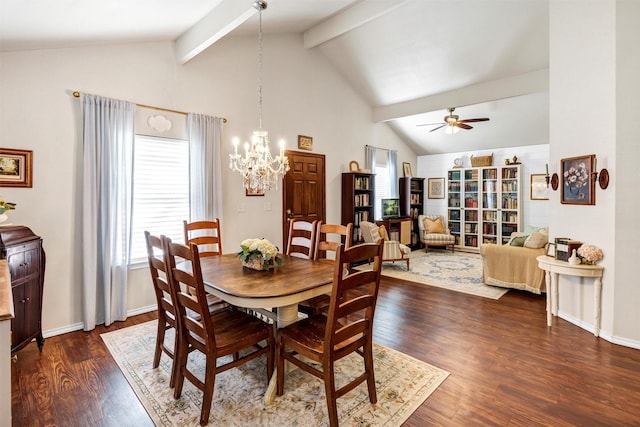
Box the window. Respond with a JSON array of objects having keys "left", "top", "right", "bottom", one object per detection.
[
  {"left": 374, "top": 164, "right": 390, "bottom": 220},
  {"left": 130, "top": 135, "right": 190, "bottom": 263}
]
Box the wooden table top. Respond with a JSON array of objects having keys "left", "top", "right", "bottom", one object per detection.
[{"left": 197, "top": 253, "right": 335, "bottom": 300}]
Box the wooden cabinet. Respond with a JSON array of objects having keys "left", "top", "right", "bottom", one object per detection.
[
  {"left": 341, "top": 172, "right": 375, "bottom": 245},
  {"left": 447, "top": 165, "right": 521, "bottom": 251},
  {"left": 0, "top": 226, "right": 45, "bottom": 354},
  {"left": 399, "top": 177, "right": 424, "bottom": 249},
  {"left": 376, "top": 218, "right": 412, "bottom": 245}
]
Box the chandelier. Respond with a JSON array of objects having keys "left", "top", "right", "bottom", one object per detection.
[{"left": 229, "top": 0, "right": 289, "bottom": 193}]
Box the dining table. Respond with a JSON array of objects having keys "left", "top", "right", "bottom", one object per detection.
[{"left": 194, "top": 253, "right": 336, "bottom": 404}]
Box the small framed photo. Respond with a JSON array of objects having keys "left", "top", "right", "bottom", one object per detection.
[
  {"left": 428, "top": 177, "right": 445, "bottom": 199},
  {"left": 402, "top": 162, "right": 412, "bottom": 177},
  {"left": 297, "top": 135, "right": 313, "bottom": 151},
  {"left": 546, "top": 242, "right": 556, "bottom": 257},
  {"left": 246, "top": 187, "right": 264, "bottom": 197},
  {"left": 561, "top": 154, "right": 595, "bottom": 205},
  {"left": 530, "top": 174, "right": 549, "bottom": 200},
  {"left": 0, "top": 148, "right": 33, "bottom": 188}
]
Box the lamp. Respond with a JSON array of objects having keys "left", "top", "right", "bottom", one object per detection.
[
  {"left": 590, "top": 157, "right": 610, "bottom": 190},
  {"left": 229, "top": 0, "right": 289, "bottom": 193},
  {"left": 444, "top": 124, "right": 460, "bottom": 135}
]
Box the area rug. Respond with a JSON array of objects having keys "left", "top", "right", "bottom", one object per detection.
[
  {"left": 102, "top": 321, "right": 449, "bottom": 426},
  {"left": 377, "top": 250, "right": 508, "bottom": 299}
]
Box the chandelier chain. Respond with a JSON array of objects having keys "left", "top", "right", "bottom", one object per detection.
[{"left": 257, "top": 5, "right": 263, "bottom": 130}]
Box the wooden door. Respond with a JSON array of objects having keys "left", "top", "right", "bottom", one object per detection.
[{"left": 282, "top": 151, "right": 326, "bottom": 247}]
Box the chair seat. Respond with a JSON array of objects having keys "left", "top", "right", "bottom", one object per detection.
[
  {"left": 209, "top": 309, "right": 272, "bottom": 354},
  {"left": 424, "top": 233, "right": 455, "bottom": 244},
  {"left": 398, "top": 243, "right": 411, "bottom": 254}
]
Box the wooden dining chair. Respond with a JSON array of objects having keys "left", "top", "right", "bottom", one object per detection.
[
  {"left": 314, "top": 221, "right": 353, "bottom": 263},
  {"left": 144, "top": 231, "right": 179, "bottom": 388},
  {"left": 286, "top": 219, "right": 318, "bottom": 259},
  {"left": 163, "top": 236, "right": 275, "bottom": 426},
  {"left": 183, "top": 218, "right": 228, "bottom": 311},
  {"left": 183, "top": 218, "right": 223, "bottom": 257},
  {"left": 276, "top": 240, "right": 384, "bottom": 427},
  {"left": 298, "top": 221, "right": 353, "bottom": 316}
]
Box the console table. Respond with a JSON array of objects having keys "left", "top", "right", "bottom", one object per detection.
[{"left": 536, "top": 255, "right": 604, "bottom": 336}]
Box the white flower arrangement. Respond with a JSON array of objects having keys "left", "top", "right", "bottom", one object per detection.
[
  {"left": 577, "top": 244, "right": 603, "bottom": 264},
  {"left": 238, "top": 238, "right": 282, "bottom": 270}
]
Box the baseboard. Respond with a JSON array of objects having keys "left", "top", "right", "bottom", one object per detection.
[
  {"left": 43, "top": 304, "right": 157, "bottom": 339},
  {"left": 558, "top": 311, "right": 640, "bottom": 350}
]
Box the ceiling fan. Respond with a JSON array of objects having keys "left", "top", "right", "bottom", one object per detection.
[{"left": 417, "top": 107, "right": 490, "bottom": 133}]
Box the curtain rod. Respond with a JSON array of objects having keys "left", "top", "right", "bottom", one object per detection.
[
  {"left": 365, "top": 144, "right": 394, "bottom": 152},
  {"left": 72, "top": 91, "right": 227, "bottom": 123}
]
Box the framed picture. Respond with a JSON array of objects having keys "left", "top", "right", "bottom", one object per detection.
[
  {"left": 0, "top": 148, "right": 33, "bottom": 188},
  {"left": 297, "top": 135, "right": 313, "bottom": 151},
  {"left": 561, "top": 154, "right": 595, "bottom": 205},
  {"left": 546, "top": 242, "right": 556, "bottom": 257},
  {"left": 428, "top": 177, "right": 445, "bottom": 199},
  {"left": 246, "top": 187, "right": 264, "bottom": 197},
  {"left": 530, "top": 174, "right": 549, "bottom": 200},
  {"left": 402, "top": 162, "right": 412, "bottom": 177},
  {"left": 349, "top": 160, "right": 360, "bottom": 172}
]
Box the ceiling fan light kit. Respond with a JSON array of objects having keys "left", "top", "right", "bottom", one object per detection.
[{"left": 417, "top": 107, "right": 490, "bottom": 134}]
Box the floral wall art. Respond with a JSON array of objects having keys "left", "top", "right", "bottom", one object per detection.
[{"left": 561, "top": 154, "right": 595, "bottom": 205}]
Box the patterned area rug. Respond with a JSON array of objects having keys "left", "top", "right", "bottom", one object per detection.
[
  {"left": 102, "top": 321, "right": 449, "bottom": 426},
  {"left": 376, "top": 250, "right": 508, "bottom": 299}
]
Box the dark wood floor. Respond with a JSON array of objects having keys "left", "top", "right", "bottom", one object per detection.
[{"left": 11, "top": 277, "right": 640, "bottom": 426}]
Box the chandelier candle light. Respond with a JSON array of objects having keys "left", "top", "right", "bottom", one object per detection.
[{"left": 229, "top": 0, "right": 289, "bottom": 193}]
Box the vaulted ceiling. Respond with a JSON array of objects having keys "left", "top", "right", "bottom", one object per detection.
[{"left": 0, "top": 0, "right": 550, "bottom": 155}]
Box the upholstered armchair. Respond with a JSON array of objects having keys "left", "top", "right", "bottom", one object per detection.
[
  {"left": 417, "top": 215, "right": 455, "bottom": 252},
  {"left": 360, "top": 221, "right": 411, "bottom": 269}
]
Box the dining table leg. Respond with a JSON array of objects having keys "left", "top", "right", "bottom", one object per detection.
[{"left": 264, "top": 303, "right": 300, "bottom": 405}]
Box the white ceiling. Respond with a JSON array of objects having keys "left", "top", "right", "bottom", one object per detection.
[{"left": 0, "top": 0, "right": 550, "bottom": 155}]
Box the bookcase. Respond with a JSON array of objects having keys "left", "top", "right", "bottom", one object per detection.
[
  {"left": 399, "top": 177, "right": 425, "bottom": 249},
  {"left": 341, "top": 172, "right": 375, "bottom": 245},
  {"left": 447, "top": 165, "right": 522, "bottom": 251}
]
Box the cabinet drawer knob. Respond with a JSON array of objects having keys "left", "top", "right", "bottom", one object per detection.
[{"left": 20, "top": 297, "right": 30, "bottom": 303}]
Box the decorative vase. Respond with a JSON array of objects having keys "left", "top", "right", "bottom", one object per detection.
[
  {"left": 242, "top": 256, "right": 273, "bottom": 271},
  {"left": 568, "top": 249, "right": 581, "bottom": 265}
]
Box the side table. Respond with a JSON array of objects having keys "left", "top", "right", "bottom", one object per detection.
[{"left": 536, "top": 255, "right": 604, "bottom": 336}]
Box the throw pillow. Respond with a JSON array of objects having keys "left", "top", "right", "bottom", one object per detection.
[
  {"left": 523, "top": 225, "right": 543, "bottom": 236},
  {"left": 524, "top": 231, "right": 548, "bottom": 249},
  {"left": 507, "top": 232, "right": 525, "bottom": 245},
  {"left": 424, "top": 216, "right": 445, "bottom": 234},
  {"left": 368, "top": 223, "right": 381, "bottom": 242},
  {"left": 378, "top": 225, "right": 389, "bottom": 241},
  {"left": 510, "top": 236, "right": 527, "bottom": 247}
]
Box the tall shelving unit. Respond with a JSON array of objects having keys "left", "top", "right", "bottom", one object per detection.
[
  {"left": 399, "top": 177, "right": 425, "bottom": 249},
  {"left": 341, "top": 172, "right": 375, "bottom": 245},
  {"left": 447, "top": 165, "right": 521, "bottom": 251}
]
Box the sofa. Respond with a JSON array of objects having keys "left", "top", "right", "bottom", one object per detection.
[{"left": 480, "top": 227, "right": 549, "bottom": 294}]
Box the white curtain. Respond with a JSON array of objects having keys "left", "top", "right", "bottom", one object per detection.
[
  {"left": 388, "top": 149, "right": 398, "bottom": 197},
  {"left": 80, "top": 94, "right": 135, "bottom": 330},
  {"left": 187, "top": 113, "right": 224, "bottom": 222},
  {"left": 365, "top": 145, "right": 376, "bottom": 175}
]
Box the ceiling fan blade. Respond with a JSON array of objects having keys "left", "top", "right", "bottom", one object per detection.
[
  {"left": 429, "top": 124, "right": 447, "bottom": 132},
  {"left": 417, "top": 122, "right": 444, "bottom": 127},
  {"left": 455, "top": 123, "right": 473, "bottom": 130},
  {"left": 458, "top": 118, "right": 490, "bottom": 123}
]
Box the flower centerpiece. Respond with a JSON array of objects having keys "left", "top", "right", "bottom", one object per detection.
[
  {"left": 0, "top": 198, "right": 16, "bottom": 224},
  {"left": 237, "top": 238, "right": 283, "bottom": 270},
  {"left": 577, "top": 244, "right": 603, "bottom": 265}
]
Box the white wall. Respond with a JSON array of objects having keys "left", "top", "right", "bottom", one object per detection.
[
  {"left": 0, "top": 34, "right": 415, "bottom": 335},
  {"left": 550, "top": 0, "right": 640, "bottom": 347},
  {"left": 417, "top": 144, "right": 550, "bottom": 229}
]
